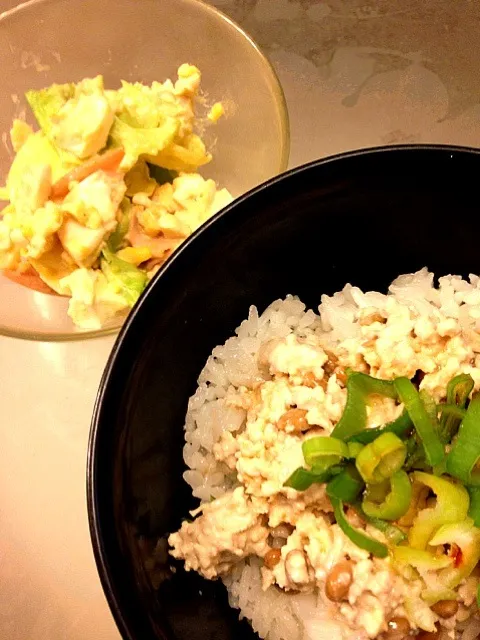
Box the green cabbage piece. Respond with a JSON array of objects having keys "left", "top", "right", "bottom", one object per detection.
[
  {"left": 100, "top": 247, "right": 147, "bottom": 307},
  {"left": 113, "top": 82, "right": 163, "bottom": 128},
  {"left": 25, "top": 82, "right": 80, "bottom": 166},
  {"left": 108, "top": 116, "right": 179, "bottom": 170},
  {"left": 111, "top": 81, "right": 187, "bottom": 129},
  {"left": 26, "top": 82, "right": 75, "bottom": 132}
]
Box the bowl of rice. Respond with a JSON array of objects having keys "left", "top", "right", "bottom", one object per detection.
[{"left": 88, "top": 144, "right": 480, "bottom": 640}]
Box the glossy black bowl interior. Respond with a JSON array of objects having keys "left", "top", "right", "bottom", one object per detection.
[{"left": 88, "top": 145, "right": 480, "bottom": 640}]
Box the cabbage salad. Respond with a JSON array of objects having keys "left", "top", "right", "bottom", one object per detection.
[{"left": 0, "top": 65, "right": 232, "bottom": 329}]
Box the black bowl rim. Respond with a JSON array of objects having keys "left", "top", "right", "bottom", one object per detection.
[{"left": 87, "top": 142, "right": 480, "bottom": 640}]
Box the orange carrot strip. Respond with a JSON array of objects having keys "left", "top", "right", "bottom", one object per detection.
[
  {"left": 3, "top": 265, "right": 60, "bottom": 296},
  {"left": 51, "top": 147, "right": 125, "bottom": 199}
]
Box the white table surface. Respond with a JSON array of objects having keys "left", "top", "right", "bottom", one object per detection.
[{"left": 1, "top": 1, "right": 479, "bottom": 638}]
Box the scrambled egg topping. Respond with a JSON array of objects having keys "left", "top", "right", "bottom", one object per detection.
[{"left": 0, "top": 65, "right": 232, "bottom": 329}]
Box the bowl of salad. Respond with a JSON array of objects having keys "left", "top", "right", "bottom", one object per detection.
[{"left": 0, "top": 0, "right": 289, "bottom": 340}]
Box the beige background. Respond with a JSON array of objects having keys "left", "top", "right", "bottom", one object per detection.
[{"left": 0, "top": 0, "right": 479, "bottom": 638}]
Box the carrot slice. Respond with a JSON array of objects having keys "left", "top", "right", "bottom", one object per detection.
[
  {"left": 51, "top": 147, "right": 125, "bottom": 199},
  {"left": 126, "top": 209, "right": 182, "bottom": 258},
  {"left": 3, "top": 265, "right": 60, "bottom": 296}
]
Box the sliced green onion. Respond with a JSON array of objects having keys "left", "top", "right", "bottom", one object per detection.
[
  {"left": 302, "top": 436, "right": 349, "bottom": 468},
  {"left": 351, "top": 372, "right": 398, "bottom": 399},
  {"left": 331, "top": 375, "right": 367, "bottom": 440},
  {"left": 432, "top": 458, "right": 448, "bottom": 477},
  {"left": 326, "top": 465, "right": 364, "bottom": 503},
  {"left": 393, "top": 546, "right": 454, "bottom": 571},
  {"left": 404, "top": 434, "right": 431, "bottom": 472},
  {"left": 428, "top": 519, "right": 480, "bottom": 590},
  {"left": 438, "top": 404, "right": 467, "bottom": 421},
  {"left": 348, "top": 409, "right": 413, "bottom": 445},
  {"left": 446, "top": 393, "right": 480, "bottom": 486},
  {"left": 419, "top": 389, "right": 438, "bottom": 424},
  {"left": 394, "top": 377, "right": 445, "bottom": 467},
  {"left": 440, "top": 374, "right": 474, "bottom": 443},
  {"left": 353, "top": 503, "right": 406, "bottom": 545},
  {"left": 330, "top": 495, "right": 388, "bottom": 558},
  {"left": 468, "top": 487, "right": 480, "bottom": 528},
  {"left": 366, "top": 519, "right": 406, "bottom": 545},
  {"left": 448, "top": 373, "right": 474, "bottom": 406},
  {"left": 284, "top": 468, "right": 317, "bottom": 491},
  {"left": 419, "top": 390, "right": 446, "bottom": 475},
  {"left": 408, "top": 471, "right": 470, "bottom": 550},
  {"left": 284, "top": 466, "right": 337, "bottom": 491},
  {"left": 364, "top": 478, "right": 390, "bottom": 503},
  {"left": 347, "top": 442, "right": 364, "bottom": 458},
  {"left": 356, "top": 432, "right": 407, "bottom": 484},
  {"left": 331, "top": 372, "right": 398, "bottom": 441},
  {"left": 311, "top": 460, "right": 341, "bottom": 475},
  {"left": 362, "top": 470, "right": 412, "bottom": 521}
]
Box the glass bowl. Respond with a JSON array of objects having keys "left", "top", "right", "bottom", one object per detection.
[{"left": 0, "top": 0, "right": 289, "bottom": 341}]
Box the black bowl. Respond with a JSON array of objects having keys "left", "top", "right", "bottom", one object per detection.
[{"left": 88, "top": 145, "right": 480, "bottom": 640}]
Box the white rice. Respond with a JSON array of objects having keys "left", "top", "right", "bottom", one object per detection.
[
  {"left": 180, "top": 268, "right": 480, "bottom": 640},
  {"left": 224, "top": 557, "right": 355, "bottom": 640},
  {"left": 183, "top": 295, "right": 322, "bottom": 502}
]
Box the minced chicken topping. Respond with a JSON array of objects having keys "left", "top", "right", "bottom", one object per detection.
[{"left": 169, "top": 270, "right": 480, "bottom": 640}]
